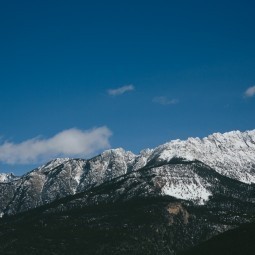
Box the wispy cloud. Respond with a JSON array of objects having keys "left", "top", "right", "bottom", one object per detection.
[
  {"left": 153, "top": 96, "right": 179, "bottom": 105},
  {"left": 108, "top": 84, "right": 135, "bottom": 96},
  {"left": 0, "top": 127, "right": 112, "bottom": 164},
  {"left": 244, "top": 86, "right": 255, "bottom": 98}
]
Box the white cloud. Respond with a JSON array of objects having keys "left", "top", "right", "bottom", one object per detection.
[
  {"left": 153, "top": 96, "right": 179, "bottom": 105},
  {"left": 244, "top": 86, "right": 255, "bottom": 98},
  {"left": 0, "top": 127, "right": 112, "bottom": 164},
  {"left": 108, "top": 84, "right": 134, "bottom": 96}
]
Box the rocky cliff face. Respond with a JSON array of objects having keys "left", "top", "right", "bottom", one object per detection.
[{"left": 0, "top": 149, "right": 138, "bottom": 215}]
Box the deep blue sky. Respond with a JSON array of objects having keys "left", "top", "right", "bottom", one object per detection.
[{"left": 0, "top": 0, "right": 255, "bottom": 174}]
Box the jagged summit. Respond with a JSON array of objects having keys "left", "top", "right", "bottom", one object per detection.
[
  {"left": 0, "top": 173, "right": 17, "bottom": 183},
  {"left": 32, "top": 158, "right": 70, "bottom": 173},
  {"left": 149, "top": 129, "right": 255, "bottom": 183}
]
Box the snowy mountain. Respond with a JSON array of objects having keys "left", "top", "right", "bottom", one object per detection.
[
  {"left": 0, "top": 129, "right": 255, "bottom": 254},
  {"left": 0, "top": 158, "right": 254, "bottom": 255},
  {"left": 0, "top": 129, "right": 255, "bottom": 216}
]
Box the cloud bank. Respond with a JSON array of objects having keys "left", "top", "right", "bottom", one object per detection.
[
  {"left": 244, "top": 86, "right": 255, "bottom": 98},
  {"left": 153, "top": 96, "right": 179, "bottom": 105},
  {"left": 108, "top": 84, "right": 134, "bottom": 96},
  {"left": 0, "top": 127, "right": 112, "bottom": 164}
]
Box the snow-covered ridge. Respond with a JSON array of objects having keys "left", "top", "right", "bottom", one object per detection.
[{"left": 149, "top": 130, "right": 255, "bottom": 183}]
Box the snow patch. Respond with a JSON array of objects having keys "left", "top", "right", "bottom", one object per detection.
[{"left": 162, "top": 176, "right": 212, "bottom": 205}]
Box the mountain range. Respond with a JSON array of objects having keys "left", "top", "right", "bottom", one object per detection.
[{"left": 0, "top": 129, "right": 255, "bottom": 254}]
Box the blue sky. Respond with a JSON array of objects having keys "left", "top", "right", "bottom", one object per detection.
[{"left": 0, "top": 0, "right": 255, "bottom": 175}]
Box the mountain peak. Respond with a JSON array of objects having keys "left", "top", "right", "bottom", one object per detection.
[{"left": 0, "top": 173, "right": 18, "bottom": 183}]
